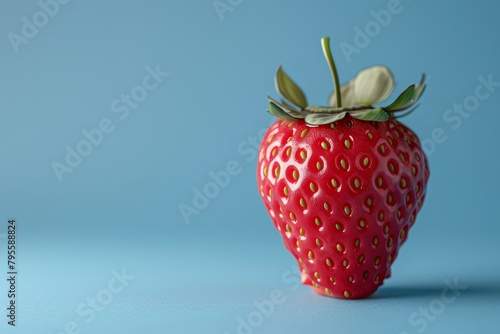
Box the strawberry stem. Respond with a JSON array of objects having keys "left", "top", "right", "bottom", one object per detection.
[{"left": 321, "top": 37, "right": 342, "bottom": 108}]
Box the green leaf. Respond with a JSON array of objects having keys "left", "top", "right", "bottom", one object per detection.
[
  {"left": 275, "top": 66, "right": 308, "bottom": 109},
  {"left": 279, "top": 99, "right": 300, "bottom": 112},
  {"left": 305, "top": 105, "right": 345, "bottom": 113},
  {"left": 413, "top": 74, "right": 427, "bottom": 101},
  {"left": 305, "top": 112, "right": 347, "bottom": 125},
  {"left": 267, "top": 101, "right": 297, "bottom": 121},
  {"left": 349, "top": 108, "right": 389, "bottom": 121},
  {"left": 393, "top": 104, "right": 420, "bottom": 119},
  {"left": 268, "top": 97, "right": 305, "bottom": 120},
  {"left": 385, "top": 84, "right": 416, "bottom": 112}
]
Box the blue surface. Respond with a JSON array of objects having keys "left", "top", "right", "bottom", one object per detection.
[{"left": 1, "top": 0, "right": 500, "bottom": 333}]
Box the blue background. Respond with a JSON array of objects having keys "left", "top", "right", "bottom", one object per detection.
[{"left": 1, "top": 0, "right": 500, "bottom": 333}]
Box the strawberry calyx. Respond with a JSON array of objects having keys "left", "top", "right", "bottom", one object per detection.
[{"left": 268, "top": 37, "right": 427, "bottom": 126}]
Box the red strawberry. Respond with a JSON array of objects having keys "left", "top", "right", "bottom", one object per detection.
[{"left": 256, "top": 37, "right": 429, "bottom": 299}]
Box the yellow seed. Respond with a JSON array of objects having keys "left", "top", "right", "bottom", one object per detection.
[
  {"left": 267, "top": 134, "right": 275, "bottom": 143},
  {"left": 315, "top": 238, "right": 322, "bottom": 247},
  {"left": 340, "top": 159, "right": 347, "bottom": 169},
  {"left": 314, "top": 272, "right": 320, "bottom": 279},
  {"left": 342, "top": 259, "right": 348, "bottom": 267},
  {"left": 274, "top": 166, "right": 280, "bottom": 178},
  {"left": 400, "top": 179, "right": 407, "bottom": 188},
  {"left": 286, "top": 147, "right": 292, "bottom": 157},
  {"left": 288, "top": 122, "right": 294, "bottom": 127},
  {"left": 268, "top": 189, "right": 273, "bottom": 197},
  {"left": 325, "top": 288, "right": 332, "bottom": 295},
  {"left": 344, "top": 205, "right": 351, "bottom": 215},
  {"left": 375, "top": 275, "right": 380, "bottom": 283},
  {"left": 344, "top": 139, "right": 351, "bottom": 149},
  {"left": 400, "top": 230, "right": 405, "bottom": 238},
  {"left": 299, "top": 198, "right": 306, "bottom": 208},
  {"left": 359, "top": 220, "right": 366, "bottom": 228},
  {"left": 331, "top": 179, "right": 338, "bottom": 188},
  {"left": 316, "top": 161, "right": 322, "bottom": 170},
  {"left": 348, "top": 276, "right": 354, "bottom": 282},
  {"left": 271, "top": 147, "right": 278, "bottom": 157},
  {"left": 336, "top": 244, "right": 344, "bottom": 252},
  {"left": 377, "top": 177, "right": 383, "bottom": 187},
  {"left": 315, "top": 218, "right": 322, "bottom": 226},
  {"left": 308, "top": 251, "right": 314, "bottom": 260},
  {"left": 354, "top": 239, "right": 360, "bottom": 247},
  {"left": 384, "top": 225, "right": 389, "bottom": 234},
  {"left": 354, "top": 178, "right": 360, "bottom": 189},
  {"left": 389, "top": 163, "right": 395, "bottom": 172},
  {"left": 388, "top": 237, "right": 393, "bottom": 247},
  {"left": 346, "top": 120, "right": 352, "bottom": 127},
  {"left": 358, "top": 255, "right": 365, "bottom": 263},
  {"left": 366, "top": 198, "right": 372, "bottom": 206},
  {"left": 299, "top": 228, "right": 305, "bottom": 236},
  {"left": 326, "top": 258, "right": 333, "bottom": 267},
  {"left": 363, "top": 157, "right": 370, "bottom": 167},
  {"left": 335, "top": 223, "right": 342, "bottom": 231},
  {"left": 292, "top": 170, "right": 298, "bottom": 180},
  {"left": 296, "top": 240, "right": 300, "bottom": 248},
  {"left": 330, "top": 123, "right": 335, "bottom": 129},
  {"left": 263, "top": 166, "right": 268, "bottom": 177},
  {"left": 310, "top": 182, "right": 316, "bottom": 192},
  {"left": 330, "top": 277, "right": 335, "bottom": 283},
  {"left": 373, "top": 237, "right": 379, "bottom": 245},
  {"left": 411, "top": 165, "right": 417, "bottom": 175},
  {"left": 259, "top": 151, "right": 264, "bottom": 162},
  {"left": 388, "top": 195, "right": 393, "bottom": 204},
  {"left": 367, "top": 132, "right": 373, "bottom": 139},
  {"left": 388, "top": 137, "right": 393, "bottom": 146},
  {"left": 286, "top": 224, "right": 292, "bottom": 232},
  {"left": 397, "top": 210, "right": 401, "bottom": 218},
  {"left": 380, "top": 145, "right": 386, "bottom": 154},
  {"left": 399, "top": 153, "right": 405, "bottom": 162},
  {"left": 363, "top": 271, "right": 369, "bottom": 279},
  {"left": 324, "top": 202, "right": 330, "bottom": 211},
  {"left": 388, "top": 255, "right": 393, "bottom": 264},
  {"left": 374, "top": 257, "right": 380, "bottom": 265},
  {"left": 300, "top": 129, "right": 309, "bottom": 138},
  {"left": 300, "top": 151, "right": 307, "bottom": 160},
  {"left": 321, "top": 141, "right": 329, "bottom": 150},
  {"left": 283, "top": 186, "right": 289, "bottom": 196}
]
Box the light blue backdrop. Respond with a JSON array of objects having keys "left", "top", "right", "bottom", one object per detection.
[{"left": 1, "top": 0, "right": 499, "bottom": 333}]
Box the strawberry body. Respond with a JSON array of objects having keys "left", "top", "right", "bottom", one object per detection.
[{"left": 257, "top": 115, "right": 429, "bottom": 298}]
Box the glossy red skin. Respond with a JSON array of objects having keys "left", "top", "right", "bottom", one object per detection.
[{"left": 257, "top": 115, "right": 429, "bottom": 299}]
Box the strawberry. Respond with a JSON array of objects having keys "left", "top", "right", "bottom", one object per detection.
[{"left": 256, "top": 37, "right": 429, "bottom": 299}]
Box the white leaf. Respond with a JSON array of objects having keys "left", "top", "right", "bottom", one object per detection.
[
  {"left": 328, "top": 81, "right": 357, "bottom": 107},
  {"left": 353, "top": 65, "right": 395, "bottom": 105}
]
